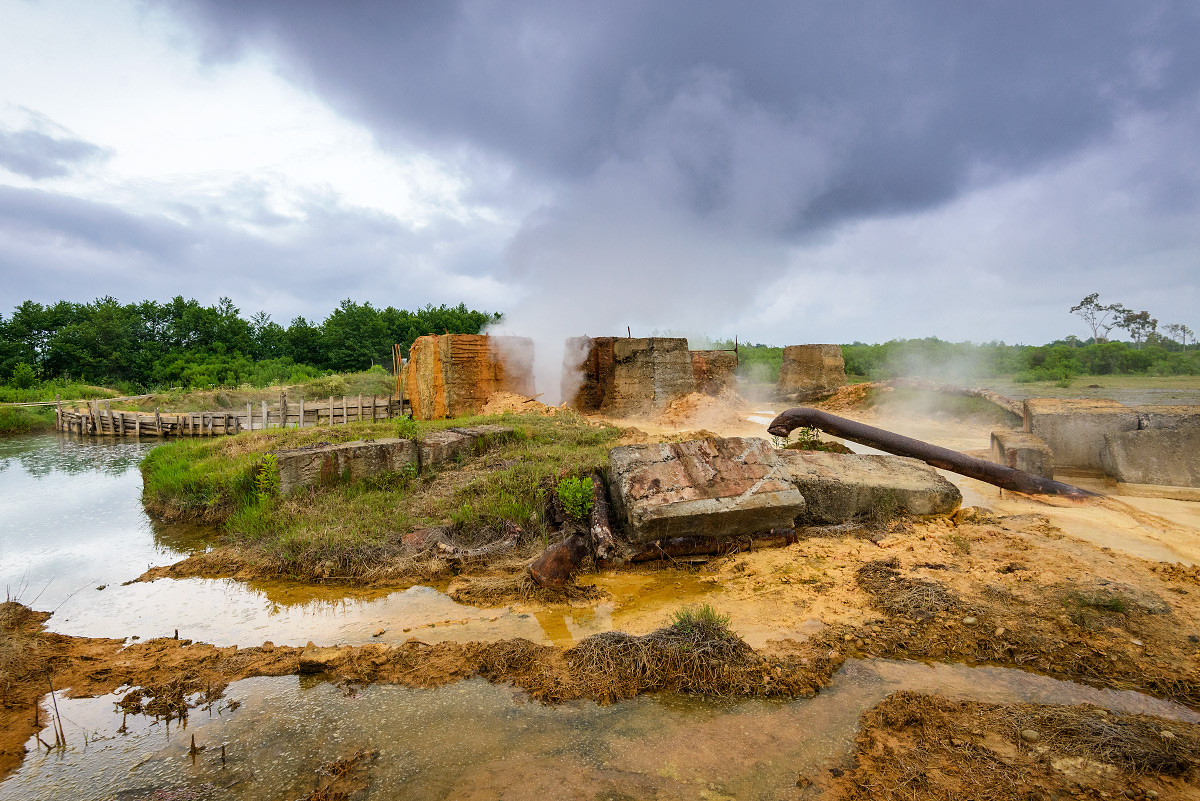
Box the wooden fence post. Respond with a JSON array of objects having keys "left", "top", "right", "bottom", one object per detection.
[
  {"left": 281, "top": 393, "right": 288, "bottom": 429},
  {"left": 298, "top": 398, "right": 304, "bottom": 429},
  {"left": 55, "top": 394, "right": 61, "bottom": 431},
  {"left": 261, "top": 400, "right": 268, "bottom": 430}
]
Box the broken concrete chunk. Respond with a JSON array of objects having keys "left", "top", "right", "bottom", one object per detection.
[
  {"left": 275, "top": 438, "right": 418, "bottom": 495},
  {"left": 777, "top": 344, "right": 846, "bottom": 401},
  {"left": 990, "top": 430, "right": 1054, "bottom": 479},
  {"left": 779, "top": 451, "right": 962, "bottom": 524},
  {"left": 1023, "top": 398, "right": 1138, "bottom": 473},
  {"left": 1102, "top": 429, "right": 1200, "bottom": 489},
  {"left": 609, "top": 436, "right": 805, "bottom": 542}
]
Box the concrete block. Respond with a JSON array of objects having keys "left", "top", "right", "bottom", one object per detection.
[
  {"left": 275, "top": 438, "right": 418, "bottom": 495},
  {"left": 601, "top": 337, "right": 695, "bottom": 416},
  {"left": 418, "top": 424, "right": 514, "bottom": 470},
  {"left": 1102, "top": 429, "right": 1200, "bottom": 489},
  {"left": 406, "top": 334, "right": 534, "bottom": 420},
  {"left": 779, "top": 451, "right": 962, "bottom": 524},
  {"left": 777, "top": 344, "right": 845, "bottom": 400},
  {"left": 1023, "top": 398, "right": 1139, "bottom": 473},
  {"left": 609, "top": 436, "right": 805, "bottom": 541},
  {"left": 990, "top": 430, "right": 1054, "bottom": 479},
  {"left": 1134, "top": 406, "right": 1200, "bottom": 432}
]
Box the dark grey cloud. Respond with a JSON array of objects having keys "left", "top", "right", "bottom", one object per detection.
[
  {"left": 166, "top": 0, "right": 1200, "bottom": 233},
  {"left": 0, "top": 124, "right": 109, "bottom": 180}
]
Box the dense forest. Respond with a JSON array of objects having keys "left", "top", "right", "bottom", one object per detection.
[{"left": 0, "top": 297, "right": 500, "bottom": 391}]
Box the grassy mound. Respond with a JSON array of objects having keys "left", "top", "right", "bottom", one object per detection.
[{"left": 140, "top": 412, "right": 620, "bottom": 583}]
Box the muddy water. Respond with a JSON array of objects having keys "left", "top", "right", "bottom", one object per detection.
[
  {"left": 0, "top": 435, "right": 563, "bottom": 647},
  {"left": 5, "top": 659, "right": 1198, "bottom": 801}
]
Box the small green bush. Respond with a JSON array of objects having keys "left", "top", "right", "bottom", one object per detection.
[
  {"left": 10, "top": 362, "right": 36, "bottom": 389},
  {"left": 255, "top": 453, "right": 281, "bottom": 502},
  {"left": 671, "top": 604, "right": 732, "bottom": 637},
  {"left": 557, "top": 475, "right": 594, "bottom": 522}
]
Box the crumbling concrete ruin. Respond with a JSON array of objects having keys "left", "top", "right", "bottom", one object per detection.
[
  {"left": 563, "top": 337, "right": 696, "bottom": 415},
  {"left": 405, "top": 334, "right": 534, "bottom": 420},
  {"left": 1010, "top": 398, "right": 1199, "bottom": 496},
  {"left": 690, "top": 349, "right": 738, "bottom": 395},
  {"left": 777, "top": 344, "right": 846, "bottom": 400}
]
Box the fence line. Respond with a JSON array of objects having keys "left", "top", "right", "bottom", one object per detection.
[{"left": 55, "top": 393, "right": 402, "bottom": 437}]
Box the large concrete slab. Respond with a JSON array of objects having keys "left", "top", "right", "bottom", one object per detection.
[
  {"left": 609, "top": 436, "right": 805, "bottom": 541},
  {"left": 777, "top": 344, "right": 846, "bottom": 400},
  {"left": 275, "top": 438, "right": 418, "bottom": 495},
  {"left": 1102, "top": 429, "right": 1200, "bottom": 489},
  {"left": 1023, "top": 398, "right": 1139, "bottom": 473},
  {"left": 990, "top": 430, "right": 1054, "bottom": 479},
  {"left": 780, "top": 450, "right": 962, "bottom": 524}
]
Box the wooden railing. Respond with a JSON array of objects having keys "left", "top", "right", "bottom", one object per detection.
[{"left": 56, "top": 393, "right": 402, "bottom": 437}]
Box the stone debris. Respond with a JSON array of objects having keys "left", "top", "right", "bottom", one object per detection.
[
  {"left": 778, "top": 450, "right": 962, "bottom": 524},
  {"left": 777, "top": 344, "right": 846, "bottom": 401},
  {"left": 608, "top": 436, "right": 805, "bottom": 542},
  {"left": 990, "top": 430, "right": 1055, "bottom": 479},
  {"left": 298, "top": 644, "right": 347, "bottom": 673}
]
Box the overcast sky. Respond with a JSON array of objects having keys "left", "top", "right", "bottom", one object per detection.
[{"left": 1, "top": 0, "right": 1198, "bottom": 349}]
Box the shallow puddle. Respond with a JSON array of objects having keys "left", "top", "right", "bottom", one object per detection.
[{"left": 5, "top": 658, "right": 1197, "bottom": 801}]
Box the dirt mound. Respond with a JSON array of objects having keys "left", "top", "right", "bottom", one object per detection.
[
  {"left": 481, "top": 391, "right": 560, "bottom": 416},
  {"left": 815, "top": 382, "right": 889, "bottom": 412},
  {"left": 657, "top": 391, "right": 746, "bottom": 430},
  {"left": 834, "top": 692, "right": 1200, "bottom": 800}
]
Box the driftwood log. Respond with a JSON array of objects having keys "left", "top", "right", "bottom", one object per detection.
[
  {"left": 589, "top": 472, "right": 619, "bottom": 562},
  {"left": 768, "top": 407, "right": 1096, "bottom": 498},
  {"left": 529, "top": 472, "right": 621, "bottom": 587},
  {"left": 628, "top": 529, "right": 801, "bottom": 563}
]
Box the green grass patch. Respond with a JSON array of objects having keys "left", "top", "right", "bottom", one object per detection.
[{"left": 0, "top": 406, "right": 56, "bottom": 436}]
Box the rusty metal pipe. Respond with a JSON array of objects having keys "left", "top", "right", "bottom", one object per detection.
[{"left": 768, "top": 407, "right": 1097, "bottom": 498}]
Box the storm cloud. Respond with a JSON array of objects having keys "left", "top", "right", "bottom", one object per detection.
[{"left": 2, "top": 1, "right": 1198, "bottom": 359}]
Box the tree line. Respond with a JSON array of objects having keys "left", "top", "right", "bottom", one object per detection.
[{"left": 0, "top": 297, "right": 500, "bottom": 390}]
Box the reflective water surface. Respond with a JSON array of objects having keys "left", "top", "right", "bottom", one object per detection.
[{"left": 5, "top": 659, "right": 1198, "bottom": 801}]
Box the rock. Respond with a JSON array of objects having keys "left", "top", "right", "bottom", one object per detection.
[
  {"left": 990, "top": 430, "right": 1055, "bottom": 479},
  {"left": 609, "top": 436, "right": 805, "bottom": 542},
  {"left": 1147, "top": 789, "right": 1159, "bottom": 799},
  {"left": 528, "top": 533, "right": 590, "bottom": 588},
  {"left": 779, "top": 451, "right": 962, "bottom": 524},
  {"left": 1023, "top": 398, "right": 1138, "bottom": 473},
  {"left": 372, "top": 628, "right": 386, "bottom": 638},
  {"left": 1020, "top": 729, "right": 1040, "bottom": 743},
  {"left": 275, "top": 438, "right": 418, "bottom": 495},
  {"left": 1102, "top": 429, "right": 1200, "bottom": 490},
  {"left": 995, "top": 627, "right": 1006, "bottom": 637},
  {"left": 963, "top": 617, "right": 977, "bottom": 625},
  {"left": 795, "top": 774, "right": 812, "bottom": 788},
  {"left": 298, "top": 645, "right": 346, "bottom": 673}
]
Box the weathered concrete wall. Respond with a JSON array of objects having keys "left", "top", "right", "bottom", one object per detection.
[
  {"left": 990, "top": 430, "right": 1055, "bottom": 479},
  {"left": 609, "top": 437, "right": 805, "bottom": 541},
  {"left": 276, "top": 438, "right": 418, "bottom": 495},
  {"left": 406, "top": 334, "right": 534, "bottom": 420},
  {"left": 777, "top": 345, "right": 846, "bottom": 400},
  {"left": 562, "top": 336, "right": 616, "bottom": 412},
  {"left": 601, "top": 337, "right": 695, "bottom": 416},
  {"left": 691, "top": 350, "right": 739, "bottom": 396},
  {"left": 1023, "top": 398, "right": 1139, "bottom": 473},
  {"left": 275, "top": 425, "right": 514, "bottom": 494},
  {"left": 1102, "top": 429, "right": 1200, "bottom": 489},
  {"left": 779, "top": 450, "right": 962, "bottom": 524}
]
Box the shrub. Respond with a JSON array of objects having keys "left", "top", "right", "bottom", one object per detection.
[
  {"left": 556, "top": 475, "right": 594, "bottom": 522},
  {"left": 10, "top": 362, "right": 36, "bottom": 389}
]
